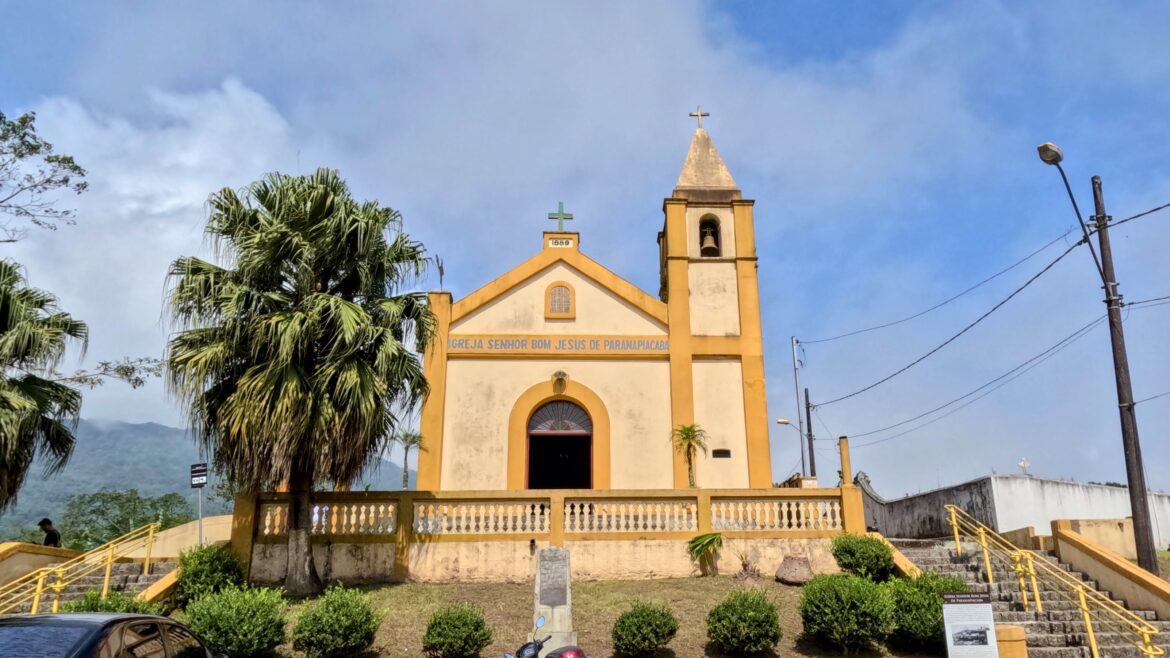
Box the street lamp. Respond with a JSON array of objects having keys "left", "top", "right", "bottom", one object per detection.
[
  {"left": 1037, "top": 142, "right": 1160, "bottom": 576},
  {"left": 776, "top": 418, "right": 805, "bottom": 476}
]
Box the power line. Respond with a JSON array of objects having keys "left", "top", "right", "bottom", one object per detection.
[
  {"left": 852, "top": 316, "right": 1104, "bottom": 449},
  {"left": 818, "top": 239, "right": 1084, "bottom": 407},
  {"left": 1126, "top": 295, "right": 1170, "bottom": 307},
  {"left": 1101, "top": 201, "right": 1170, "bottom": 231},
  {"left": 1135, "top": 390, "right": 1170, "bottom": 405},
  {"left": 845, "top": 315, "right": 1107, "bottom": 438},
  {"left": 801, "top": 228, "right": 1074, "bottom": 344}
]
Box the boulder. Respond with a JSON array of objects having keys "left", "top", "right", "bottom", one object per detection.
[{"left": 775, "top": 556, "right": 813, "bottom": 585}]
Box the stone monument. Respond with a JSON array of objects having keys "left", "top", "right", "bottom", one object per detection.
[{"left": 533, "top": 547, "right": 576, "bottom": 652}]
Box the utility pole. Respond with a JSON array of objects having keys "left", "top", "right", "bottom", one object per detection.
[
  {"left": 1092, "top": 176, "right": 1160, "bottom": 575},
  {"left": 804, "top": 388, "right": 817, "bottom": 478},
  {"left": 791, "top": 337, "right": 807, "bottom": 475}
]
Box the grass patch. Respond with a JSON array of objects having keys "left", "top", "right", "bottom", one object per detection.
[{"left": 278, "top": 577, "right": 939, "bottom": 657}]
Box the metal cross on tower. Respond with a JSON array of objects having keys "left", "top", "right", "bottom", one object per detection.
[
  {"left": 547, "top": 201, "right": 573, "bottom": 231},
  {"left": 689, "top": 105, "right": 710, "bottom": 129}
]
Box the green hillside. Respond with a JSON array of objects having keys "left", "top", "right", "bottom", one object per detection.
[{"left": 0, "top": 419, "right": 411, "bottom": 541}]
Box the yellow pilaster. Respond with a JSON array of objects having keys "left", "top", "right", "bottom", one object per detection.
[
  {"left": 416, "top": 292, "right": 451, "bottom": 491},
  {"left": 664, "top": 199, "right": 695, "bottom": 488},
  {"left": 732, "top": 200, "right": 772, "bottom": 487},
  {"left": 229, "top": 492, "right": 258, "bottom": 580},
  {"left": 392, "top": 493, "right": 414, "bottom": 581}
]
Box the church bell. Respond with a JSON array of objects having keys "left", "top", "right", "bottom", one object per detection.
[{"left": 700, "top": 232, "right": 719, "bottom": 257}]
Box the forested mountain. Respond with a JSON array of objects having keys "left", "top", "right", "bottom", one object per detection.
[{"left": 0, "top": 419, "right": 410, "bottom": 541}]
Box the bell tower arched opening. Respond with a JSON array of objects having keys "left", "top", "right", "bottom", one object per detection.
[{"left": 527, "top": 400, "right": 592, "bottom": 489}]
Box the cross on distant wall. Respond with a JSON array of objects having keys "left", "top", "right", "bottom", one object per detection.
[
  {"left": 547, "top": 201, "right": 573, "bottom": 231},
  {"left": 689, "top": 104, "right": 709, "bottom": 129}
]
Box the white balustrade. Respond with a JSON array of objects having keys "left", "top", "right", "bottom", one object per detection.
[
  {"left": 564, "top": 499, "right": 697, "bottom": 533},
  {"left": 412, "top": 500, "right": 550, "bottom": 535},
  {"left": 711, "top": 498, "right": 842, "bottom": 531}
]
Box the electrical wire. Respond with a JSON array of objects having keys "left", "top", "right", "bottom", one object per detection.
[
  {"left": 1126, "top": 295, "right": 1170, "bottom": 307},
  {"left": 818, "top": 239, "right": 1084, "bottom": 407},
  {"left": 852, "top": 316, "right": 1104, "bottom": 449},
  {"left": 813, "top": 408, "right": 836, "bottom": 441},
  {"left": 800, "top": 228, "right": 1074, "bottom": 344},
  {"left": 1135, "top": 390, "right": 1170, "bottom": 405},
  {"left": 1101, "top": 201, "right": 1170, "bottom": 231},
  {"left": 844, "top": 314, "right": 1108, "bottom": 438}
]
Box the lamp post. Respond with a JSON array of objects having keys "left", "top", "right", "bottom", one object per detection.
[
  {"left": 1037, "top": 142, "right": 1160, "bottom": 575},
  {"left": 776, "top": 418, "right": 804, "bottom": 477}
]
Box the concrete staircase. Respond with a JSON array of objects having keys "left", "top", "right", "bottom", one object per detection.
[
  {"left": 892, "top": 539, "right": 1170, "bottom": 658},
  {"left": 7, "top": 561, "right": 177, "bottom": 613}
]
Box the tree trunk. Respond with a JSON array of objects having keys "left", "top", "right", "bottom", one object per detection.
[
  {"left": 686, "top": 451, "right": 696, "bottom": 488},
  {"left": 284, "top": 476, "right": 322, "bottom": 597},
  {"left": 402, "top": 446, "right": 411, "bottom": 490}
]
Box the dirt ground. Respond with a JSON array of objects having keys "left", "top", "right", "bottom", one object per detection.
[{"left": 279, "top": 576, "right": 941, "bottom": 657}]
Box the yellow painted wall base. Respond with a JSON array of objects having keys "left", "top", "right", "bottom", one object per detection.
[{"left": 996, "top": 625, "right": 1028, "bottom": 658}]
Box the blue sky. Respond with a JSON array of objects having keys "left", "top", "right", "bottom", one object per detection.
[{"left": 1, "top": 1, "right": 1168, "bottom": 497}]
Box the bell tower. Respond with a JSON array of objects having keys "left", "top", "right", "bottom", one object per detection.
[{"left": 658, "top": 119, "right": 772, "bottom": 488}]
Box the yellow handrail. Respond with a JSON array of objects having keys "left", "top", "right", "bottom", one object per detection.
[
  {"left": 944, "top": 504, "right": 1163, "bottom": 658},
  {"left": 0, "top": 523, "right": 159, "bottom": 615}
]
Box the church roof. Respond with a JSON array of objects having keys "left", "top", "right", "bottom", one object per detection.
[{"left": 673, "top": 127, "right": 741, "bottom": 202}]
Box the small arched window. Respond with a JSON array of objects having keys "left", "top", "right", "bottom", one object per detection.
[
  {"left": 545, "top": 281, "right": 575, "bottom": 319},
  {"left": 699, "top": 217, "right": 721, "bottom": 257}
]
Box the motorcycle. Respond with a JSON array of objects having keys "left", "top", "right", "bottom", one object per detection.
[{"left": 504, "top": 615, "right": 586, "bottom": 658}]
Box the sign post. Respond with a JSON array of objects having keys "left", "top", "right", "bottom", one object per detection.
[
  {"left": 942, "top": 592, "right": 999, "bottom": 656},
  {"left": 190, "top": 463, "right": 208, "bottom": 546}
]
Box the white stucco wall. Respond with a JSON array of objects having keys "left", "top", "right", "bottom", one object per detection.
[
  {"left": 440, "top": 359, "right": 674, "bottom": 490},
  {"left": 692, "top": 359, "right": 749, "bottom": 488},
  {"left": 452, "top": 263, "right": 667, "bottom": 335},
  {"left": 685, "top": 207, "right": 736, "bottom": 259},
  {"left": 990, "top": 476, "right": 1170, "bottom": 547},
  {"left": 688, "top": 264, "right": 740, "bottom": 336}
]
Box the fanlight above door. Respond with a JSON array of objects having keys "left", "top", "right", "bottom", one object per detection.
[{"left": 528, "top": 401, "right": 593, "bottom": 433}]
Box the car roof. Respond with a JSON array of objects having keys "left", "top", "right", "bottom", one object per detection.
[{"left": 0, "top": 613, "right": 174, "bottom": 626}]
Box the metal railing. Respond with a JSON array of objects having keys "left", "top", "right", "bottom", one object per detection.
[
  {"left": 945, "top": 504, "right": 1163, "bottom": 658},
  {"left": 0, "top": 523, "right": 159, "bottom": 615}
]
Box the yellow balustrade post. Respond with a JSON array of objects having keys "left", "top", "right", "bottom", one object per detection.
[
  {"left": 30, "top": 571, "right": 46, "bottom": 614},
  {"left": 948, "top": 506, "right": 962, "bottom": 556},
  {"left": 50, "top": 568, "right": 65, "bottom": 613},
  {"left": 102, "top": 543, "right": 116, "bottom": 597},
  {"left": 977, "top": 528, "right": 994, "bottom": 584},
  {"left": 548, "top": 492, "right": 565, "bottom": 548},
  {"left": 1025, "top": 552, "right": 1043, "bottom": 613},
  {"left": 1077, "top": 586, "right": 1100, "bottom": 658},
  {"left": 1011, "top": 552, "right": 1029, "bottom": 611},
  {"left": 143, "top": 524, "right": 156, "bottom": 576},
  {"left": 696, "top": 492, "right": 712, "bottom": 534},
  {"left": 392, "top": 494, "right": 414, "bottom": 582}
]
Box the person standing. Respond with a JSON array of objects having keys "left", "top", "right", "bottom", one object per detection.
[{"left": 37, "top": 518, "right": 61, "bottom": 547}]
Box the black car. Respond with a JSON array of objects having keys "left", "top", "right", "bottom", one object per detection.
[{"left": 0, "top": 613, "right": 226, "bottom": 658}]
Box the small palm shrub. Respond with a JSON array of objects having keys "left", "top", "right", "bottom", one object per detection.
[
  {"left": 800, "top": 573, "right": 894, "bottom": 653},
  {"left": 177, "top": 544, "right": 245, "bottom": 606},
  {"left": 831, "top": 534, "right": 896, "bottom": 582},
  {"left": 61, "top": 590, "right": 163, "bottom": 615},
  {"left": 184, "top": 587, "right": 286, "bottom": 658},
  {"left": 292, "top": 585, "right": 380, "bottom": 658},
  {"left": 886, "top": 572, "right": 968, "bottom": 650},
  {"left": 612, "top": 602, "right": 678, "bottom": 656},
  {"left": 706, "top": 588, "right": 782, "bottom": 655},
  {"left": 422, "top": 603, "right": 492, "bottom": 658},
  {"left": 687, "top": 532, "right": 723, "bottom": 574}
]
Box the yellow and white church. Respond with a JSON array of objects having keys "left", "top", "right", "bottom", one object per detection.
[{"left": 416, "top": 125, "right": 773, "bottom": 492}]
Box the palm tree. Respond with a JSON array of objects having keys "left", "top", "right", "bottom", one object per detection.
[
  {"left": 671, "top": 424, "right": 709, "bottom": 488},
  {"left": 165, "top": 169, "right": 435, "bottom": 596},
  {"left": 0, "top": 260, "right": 86, "bottom": 511},
  {"left": 396, "top": 431, "right": 423, "bottom": 490}
]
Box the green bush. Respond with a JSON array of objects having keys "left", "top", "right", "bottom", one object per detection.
[
  {"left": 184, "top": 587, "right": 286, "bottom": 658},
  {"left": 800, "top": 573, "right": 894, "bottom": 653},
  {"left": 422, "top": 603, "right": 492, "bottom": 658},
  {"left": 886, "top": 572, "right": 968, "bottom": 650},
  {"left": 177, "top": 544, "right": 245, "bottom": 606},
  {"left": 612, "top": 602, "right": 679, "bottom": 656},
  {"left": 831, "top": 534, "right": 896, "bottom": 582},
  {"left": 292, "top": 585, "right": 381, "bottom": 658},
  {"left": 61, "top": 590, "right": 163, "bottom": 615},
  {"left": 706, "top": 589, "right": 782, "bottom": 655}
]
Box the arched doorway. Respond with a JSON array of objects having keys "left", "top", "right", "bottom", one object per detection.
[{"left": 527, "top": 400, "right": 593, "bottom": 489}]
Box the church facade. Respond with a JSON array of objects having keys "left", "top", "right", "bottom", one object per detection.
[{"left": 416, "top": 126, "right": 773, "bottom": 492}]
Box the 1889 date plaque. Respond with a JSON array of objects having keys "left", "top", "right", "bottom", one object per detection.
[{"left": 538, "top": 548, "right": 569, "bottom": 607}]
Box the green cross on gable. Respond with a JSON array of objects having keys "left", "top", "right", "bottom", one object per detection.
[{"left": 547, "top": 201, "right": 573, "bottom": 231}]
